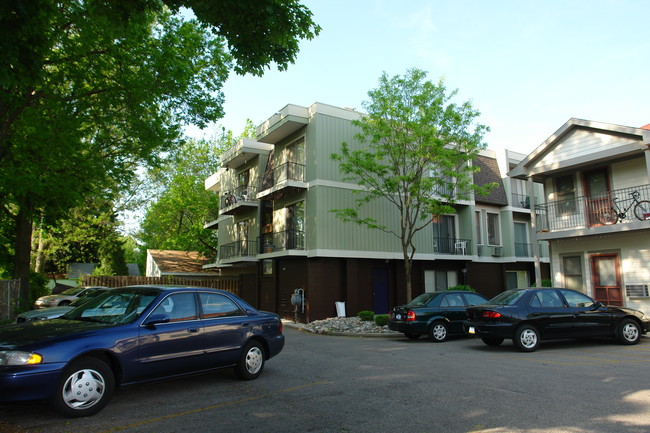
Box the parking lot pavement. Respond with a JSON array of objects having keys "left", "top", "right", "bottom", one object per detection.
[{"left": 2, "top": 328, "right": 650, "bottom": 433}]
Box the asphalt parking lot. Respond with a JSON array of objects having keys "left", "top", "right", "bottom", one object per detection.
[{"left": 2, "top": 327, "right": 650, "bottom": 433}]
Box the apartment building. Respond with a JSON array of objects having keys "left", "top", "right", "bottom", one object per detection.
[
  {"left": 510, "top": 119, "right": 650, "bottom": 312},
  {"left": 204, "top": 103, "right": 550, "bottom": 322}
]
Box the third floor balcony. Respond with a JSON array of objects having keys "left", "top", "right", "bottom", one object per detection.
[
  {"left": 220, "top": 181, "right": 260, "bottom": 215},
  {"left": 257, "top": 161, "right": 307, "bottom": 199}
]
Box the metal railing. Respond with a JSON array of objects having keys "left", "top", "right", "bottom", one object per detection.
[
  {"left": 433, "top": 237, "right": 472, "bottom": 255},
  {"left": 220, "top": 240, "right": 258, "bottom": 260},
  {"left": 220, "top": 181, "right": 259, "bottom": 208},
  {"left": 536, "top": 184, "right": 650, "bottom": 232},
  {"left": 258, "top": 230, "right": 305, "bottom": 253},
  {"left": 271, "top": 162, "right": 305, "bottom": 184}
]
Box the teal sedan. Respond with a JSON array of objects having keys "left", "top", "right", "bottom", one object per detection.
[{"left": 389, "top": 290, "right": 488, "bottom": 342}]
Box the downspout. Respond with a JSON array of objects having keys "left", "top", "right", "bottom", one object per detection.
[{"left": 528, "top": 176, "right": 542, "bottom": 286}]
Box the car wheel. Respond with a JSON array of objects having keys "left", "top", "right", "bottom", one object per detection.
[
  {"left": 234, "top": 340, "right": 265, "bottom": 380},
  {"left": 514, "top": 324, "right": 540, "bottom": 352},
  {"left": 58, "top": 300, "right": 71, "bottom": 306},
  {"left": 404, "top": 333, "right": 420, "bottom": 340},
  {"left": 616, "top": 319, "right": 641, "bottom": 345},
  {"left": 428, "top": 321, "right": 448, "bottom": 342},
  {"left": 51, "top": 357, "right": 115, "bottom": 417},
  {"left": 481, "top": 338, "right": 504, "bottom": 347}
]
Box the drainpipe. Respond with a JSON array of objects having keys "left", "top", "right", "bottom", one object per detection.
[{"left": 528, "top": 176, "right": 542, "bottom": 286}]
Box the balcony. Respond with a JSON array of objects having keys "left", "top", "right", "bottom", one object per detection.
[
  {"left": 257, "top": 162, "right": 307, "bottom": 199},
  {"left": 220, "top": 181, "right": 260, "bottom": 215},
  {"left": 536, "top": 184, "right": 650, "bottom": 236},
  {"left": 256, "top": 104, "right": 310, "bottom": 144},
  {"left": 433, "top": 237, "right": 472, "bottom": 255},
  {"left": 221, "top": 138, "right": 273, "bottom": 169},
  {"left": 219, "top": 240, "right": 258, "bottom": 262},
  {"left": 477, "top": 245, "right": 502, "bottom": 257},
  {"left": 258, "top": 230, "right": 305, "bottom": 253}
]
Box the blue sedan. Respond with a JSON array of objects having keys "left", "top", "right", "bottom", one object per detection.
[{"left": 0, "top": 285, "right": 285, "bottom": 417}]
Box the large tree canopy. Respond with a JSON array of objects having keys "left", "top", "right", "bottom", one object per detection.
[
  {"left": 0, "top": 0, "right": 320, "bottom": 301},
  {"left": 332, "top": 69, "right": 493, "bottom": 301}
]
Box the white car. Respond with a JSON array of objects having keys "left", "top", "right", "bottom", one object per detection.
[
  {"left": 33, "top": 286, "right": 107, "bottom": 308},
  {"left": 18, "top": 288, "right": 111, "bottom": 322}
]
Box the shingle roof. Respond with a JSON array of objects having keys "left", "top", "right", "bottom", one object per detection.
[
  {"left": 148, "top": 250, "right": 217, "bottom": 275},
  {"left": 473, "top": 155, "right": 508, "bottom": 205}
]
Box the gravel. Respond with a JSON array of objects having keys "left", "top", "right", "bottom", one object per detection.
[{"left": 302, "top": 316, "right": 401, "bottom": 335}]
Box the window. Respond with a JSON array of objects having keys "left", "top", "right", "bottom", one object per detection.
[
  {"left": 440, "top": 293, "right": 464, "bottom": 307},
  {"left": 562, "top": 256, "right": 583, "bottom": 292},
  {"left": 559, "top": 289, "right": 595, "bottom": 308},
  {"left": 475, "top": 211, "right": 483, "bottom": 245},
  {"left": 152, "top": 293, "right": 198, "bottom": 322},
  {"left": 556, "top": 175, "right": 576, "bottom": 215},
  {"left": 199, "top": 292, "right": 243, "bottom": 318},
  {"left": 287, "top": 201, "right": 305, "bottom": 249},
  {"left": 463, "top": 292, "right": 487, "bottom": 306},
  {"left": 433, "top": 215, "right": 456, "bottom": 253},
  {"left": 487, "top": 213, "right": 500, "bottom": 246},
  {"left": 531, "top": 290, "right": 564, "bottom": 308}
]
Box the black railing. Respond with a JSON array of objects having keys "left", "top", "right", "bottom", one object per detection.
[
  {"left": 272, "top": 162, "right": 305, "bottom": 184},
  {"left": 220, "top": 181, "right": 259, "bottom": 208},
  {"left": 512, "top": 193, "right": 531, "bottom": 209},
  {"left": 433, "top": 237, "right": 472, "bottom": 255},
  {"left": 536, "top": 184, "right": 650, "bottom": 232},
  {"left": 258, "top": 230, "right": 305, "bottom": 253},
  {"left": 220, "top": 240, "right": 258, "bottom": 260}
]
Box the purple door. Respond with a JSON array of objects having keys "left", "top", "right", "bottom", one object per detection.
[{"left": 372, "top": 268, "right": 389, "bottom": 314}]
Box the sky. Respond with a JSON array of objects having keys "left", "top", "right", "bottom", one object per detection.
[{"left": 187, "top": 0, "right": 650, "bottom": 156}]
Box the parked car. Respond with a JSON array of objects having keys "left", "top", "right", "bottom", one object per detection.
[
  {"left": 464, "top": 287, "right": 650, "bottom": 352},
  {"left": 34, "top": 286, "right": 107, "bottom": 308},
  {"left": 0, "top": 285, "right": 285, "bottom": 417},
  {"left": 389, "top": 290, "right": 489, "bottom": 341},
  {"left": 17, "top": 288, "right": 112, "bottom": 323}
]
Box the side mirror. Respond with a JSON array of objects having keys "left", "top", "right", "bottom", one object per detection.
[
  {"left": 143, "top": 313, "right": 171, "bottom": 326},
  {"left": 591, "top": 301, "right": 604, "bottom": 310}
]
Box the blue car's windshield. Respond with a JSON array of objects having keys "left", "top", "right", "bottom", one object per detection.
[
  {"left": 63, "top": 287, "right": 161, "bottom": 324},
  {"left": 488, "top": 290, "right": 526, "bottom": 306}
]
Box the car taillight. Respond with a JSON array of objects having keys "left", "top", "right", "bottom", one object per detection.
[
  {"left": 482, "top": 311, "right": 502, "bottom": 318},
  {"left": 406, "top": 310, "right": 416, "bottom": 321}
]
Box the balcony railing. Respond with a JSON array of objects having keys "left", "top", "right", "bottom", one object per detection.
[
  {"left": 220, "top": 182, "right": 259, "bottom": 209},
  {"left": 536, "top": 184, "right": 650, "bottom": 232},
  {"left": 433, "top": 237, "right": 472, "bottom": 255},
  {"left": 258, "top": 230, "right": 305, "bottom": 253},
  {"left": 220, "top": 240, "right": 258, "bottom": 260}
]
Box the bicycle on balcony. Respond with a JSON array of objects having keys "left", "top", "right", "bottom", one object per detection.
[{"left": 599, "top": 190, "right": 650, "bottom": 225}]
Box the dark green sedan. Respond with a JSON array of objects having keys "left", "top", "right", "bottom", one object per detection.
[{"left": 389, "top": 290, "right": 488, "bottom": 342}]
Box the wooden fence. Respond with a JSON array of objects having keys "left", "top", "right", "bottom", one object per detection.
[
  {"left": 0, "top": 279, "right": 21, "bottom": 322},
  {"left": 82, "top": 275, "right": 241, "bottom": 296}
]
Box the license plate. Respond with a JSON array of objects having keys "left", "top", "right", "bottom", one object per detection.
[{"left": 468, "top": 326, "right": 475, "bottom": 334}]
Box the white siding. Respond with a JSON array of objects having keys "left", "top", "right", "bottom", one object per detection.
[
  {"left": 611, "top": 158, "right": 650, "bottom": 190},
  {"left": 550, "top": 231, "right": 650, "bottom": 312},
  {"left": 539, "top": 129, "right": 638, "bottom": 167}
]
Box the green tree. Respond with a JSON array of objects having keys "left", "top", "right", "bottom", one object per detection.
[
  {"left": 138, "top": 137, "right": 224, "bottom": 257},
  {"left": 331, "top": 69, "right": 493, "bottom": 301},
  {"left": 0, "top": 1, "right": 320, "bottom": 302}
]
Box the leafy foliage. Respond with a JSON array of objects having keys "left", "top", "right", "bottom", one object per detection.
[
  {"left": 331, "top": 69, "right": 492, "bottom": 300},
  {"left": 138, "top": 138, "right": 224, "bottom": 257},
  {"left": 357, "top": 310, "right": 375, "bottom": 321},
  {"left": 0, "top": 0, "right": 319, "bottom": 300}
]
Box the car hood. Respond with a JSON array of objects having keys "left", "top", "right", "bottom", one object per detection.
[
  {"left": 602, "top": 305, "right": 646, "bottom": 318},
  {"left": 18, "top": 306, "right": 73, "bottom": 320},
  {"left": 0, "top": 319, "right": 112, "bottom": 349}
]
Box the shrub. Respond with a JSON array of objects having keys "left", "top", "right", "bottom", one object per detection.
[
  {"left": 374, "top": 314, "right": 389, "bottom": 326},
  {"left": 448, "top": 284, "right": 474, "bottom": 292},
  {"left": 357, "top": 310, "right": 375, "bottom": 321}
]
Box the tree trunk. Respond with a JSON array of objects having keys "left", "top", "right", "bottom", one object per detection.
[
  {"left": 13, "top": 205, "right": 33, "bottom": 306},
  {"left": 402, "top": 247, "right": 413, "bottom": 302}
]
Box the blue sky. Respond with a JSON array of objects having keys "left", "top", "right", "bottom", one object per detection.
[{"left": 188, "top": 0, "right": 649, "bottom": 155}]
